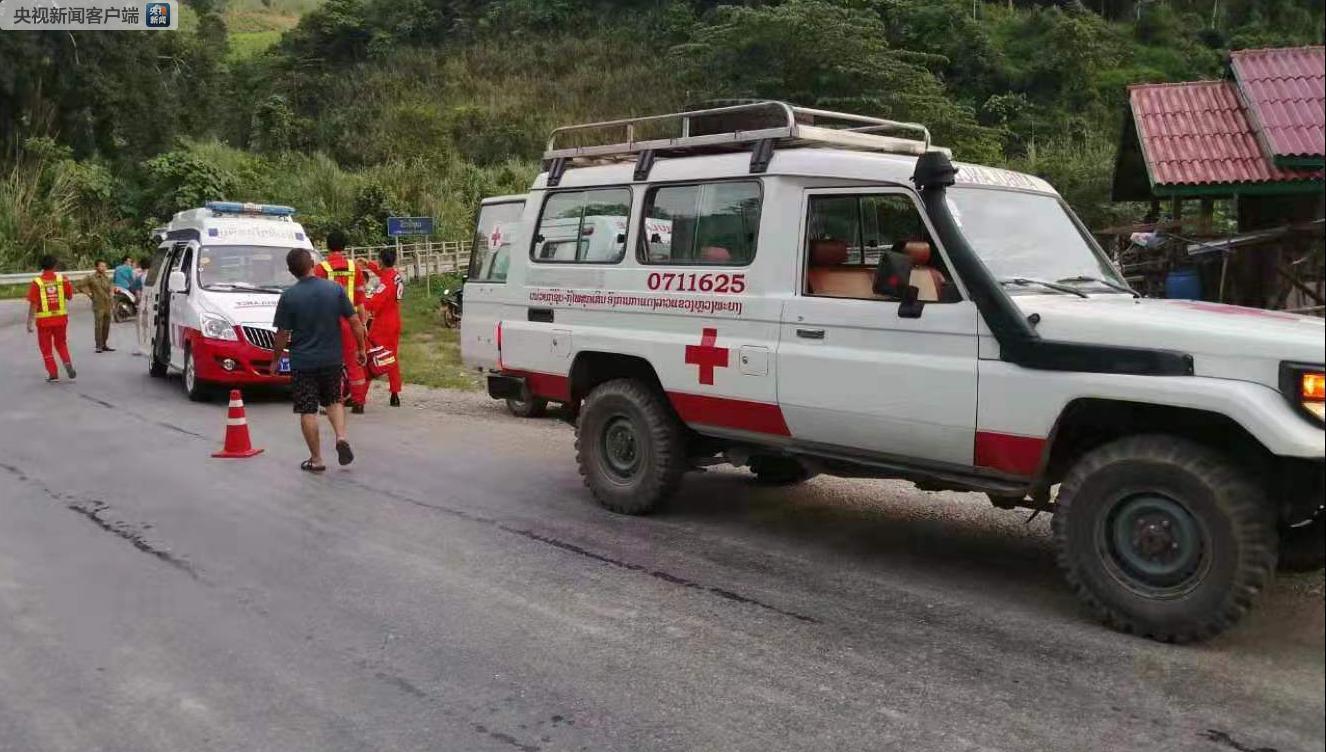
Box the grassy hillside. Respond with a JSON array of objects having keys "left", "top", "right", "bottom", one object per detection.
[
  {"left": 2, "top": 0, "right": 1322, "bottom": 271},
  {"left": 224, "top": 0, "right": 321, "bottom": 59}
]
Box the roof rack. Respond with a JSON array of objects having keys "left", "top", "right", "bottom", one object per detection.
[{"left": 543, "top": 101, "right": 948, "bottom": 184}]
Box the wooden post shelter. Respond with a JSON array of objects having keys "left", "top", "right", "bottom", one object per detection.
[{"left": 1109, "top": 46, "right": 1324, "bottom": 314}]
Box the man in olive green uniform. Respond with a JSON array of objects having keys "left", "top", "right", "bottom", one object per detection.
[{"left": 77, "top": 260, "right": 115, "bottom": 352}]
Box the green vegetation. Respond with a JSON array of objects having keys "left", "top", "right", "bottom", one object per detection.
[
  {"left": 2, "top": 0, "right": 1322, "bottom": 273},
  {"left": 395, "top": 277, "right": 480, "bottom": 390},
  {"left": 224, "top": 0, "right": 320, "bottom": 58}
]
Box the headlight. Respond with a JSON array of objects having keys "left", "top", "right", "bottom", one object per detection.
[
  {"left": 1281, "top": 362, "right": 1325, "bottom": 425},
  {"left": 200, "top": 314, "right": 238, "bottom": 341}
]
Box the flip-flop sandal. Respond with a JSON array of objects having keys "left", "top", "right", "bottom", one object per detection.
[
  {"left": 335, "top": 440, "right": 354, "bottom": 466},
  {"left": 301, "top": 460, "right": 326, "bottom": 473}
]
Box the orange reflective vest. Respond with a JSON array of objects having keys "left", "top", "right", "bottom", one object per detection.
[
  {"left": 33, "top": 273, "right": 68, "bottom": 319},
  {"left": 320, "top": 259, "right": 358, "bottom": 305}
]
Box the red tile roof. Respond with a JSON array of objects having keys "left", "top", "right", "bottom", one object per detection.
[
  {"left": 1230, "top": 46, "right": 1324, "bottom": 160},
  {"left": 1127, "top": 80, "right": 1319, "bottom": 187}
]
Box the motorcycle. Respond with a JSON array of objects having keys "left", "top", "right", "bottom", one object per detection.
[
  {"left": 438, "top": 285, "right": 463, "bottom": 329},
  {"left": 113, "top": 286, "right": 138, "bottom": 323}
]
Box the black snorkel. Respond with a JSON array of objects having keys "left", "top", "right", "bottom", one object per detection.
[{"left": 912, "top": 151, "right": 1193, "bottom": 376}]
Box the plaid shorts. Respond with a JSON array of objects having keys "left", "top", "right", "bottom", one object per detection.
[{"left": 291, "top": 366, "right": 346, "bottom": 414}]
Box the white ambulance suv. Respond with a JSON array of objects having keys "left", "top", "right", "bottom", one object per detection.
[
  {"left": 143, "top": 202, "right": 316, "bottom": 400},
  {"left": 462, "top": 102, "right": 1324, "bottom": 642}
]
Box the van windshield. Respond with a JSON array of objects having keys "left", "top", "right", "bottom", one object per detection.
[
  {"left": 197, "top": 245, "right": 294, "bottom": 292},
  {"left": 946, "top": 188, "right": 1127, "bottom": 294}
]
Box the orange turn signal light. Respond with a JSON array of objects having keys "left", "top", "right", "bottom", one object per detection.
[{"left": 1302, "top": 372, "right": 1326, "bottom": 402}]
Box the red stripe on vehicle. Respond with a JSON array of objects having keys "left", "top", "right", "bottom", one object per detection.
[
  {"left": 974, "top": 431, "right": 1046, "bottom": 477},
  {"left": 502, "top": 370, "right": 789, "bottom": 437},
  {"left": 667, "top": 392, "right": 791, "bottom": 437},
  {"left": 505, "top": 370, "right": 572, "bottom": 402}
]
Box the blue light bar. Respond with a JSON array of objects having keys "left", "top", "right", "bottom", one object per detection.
[{"left": 205, "top": 201, "right": 296, "bottom": 217}]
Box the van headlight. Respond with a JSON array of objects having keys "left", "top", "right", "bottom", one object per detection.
[
  {"left": 1281, "top": 362, "right": 1325, "bottom": 425},
  {"left": 200, "top": 314, "right": 238, "bottom": 342}
]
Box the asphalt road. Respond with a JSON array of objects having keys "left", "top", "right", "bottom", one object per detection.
[{"left": 1, "top": 302, "right": 1322, "bottom": 752}]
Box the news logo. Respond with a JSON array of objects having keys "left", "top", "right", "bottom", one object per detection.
[
  {"left": 1, "top": 0, "right": 178, "bottom": 30},
  {"left": 144, "top": 1, "right": 168, "bottom": 26}
]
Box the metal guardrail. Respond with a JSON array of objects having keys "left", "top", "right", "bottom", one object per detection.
[
  {"left": 346, "top": 240, "right": 473, "bottom": 295},
  {"left": 2, "top": 240, "right": 471, "bottom": 289},
  {"left": 0, "top": 269, "right": 95, "bottom": 286}
]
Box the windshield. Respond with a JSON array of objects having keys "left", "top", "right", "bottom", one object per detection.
[
  {"left": 946, "top": 187, "right": 1125, "bottom": 292},
  {"left": 197, "top": 245, "right": 295, "bottom": 292}
]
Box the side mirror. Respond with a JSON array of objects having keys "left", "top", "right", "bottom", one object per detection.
[
  {"left": 168, "top": 270, "right": 187, "bottom": 293},
  {"left": 898, "top": 284, "right": 924, "bottom": 319},
  {"left": 873, "top": 251, "right": 913, "bottom": 298},
  {"left": 873, "top": 251, "right": 924, "bottom": 318}
]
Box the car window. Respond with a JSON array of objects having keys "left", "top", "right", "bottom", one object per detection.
[
  {"left": 470, "top": 201, "right": 525, "bottom": 282},
  {"left": 144, "top": 247, "right": 169, "bottom": 287},
  {"left": 531, "top": 188, "right": 631, "bottom": 264},
  {"left": 946, "top": 187, "right": 1124, "bottom": 289},
  {"left": 804, "top": 192, "right": 958, "bottom": 303},
  {"left": 176, "top": 247, "right": 193, "bottom": 291},
  {"left": 640, "top": 181, "right": 761, "bottom": 266}
]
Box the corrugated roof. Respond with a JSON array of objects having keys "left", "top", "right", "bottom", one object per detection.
[
  {"left": 1128, "top": 80, "right": 1321, "bottom": 187},
  {"left": 1230, "top": 46, "right": 1325, "bottom": 159}
]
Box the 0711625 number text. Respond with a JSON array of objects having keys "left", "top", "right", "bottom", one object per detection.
[{"left": 646, "top": 272, "right": 746, "bottom": 294}]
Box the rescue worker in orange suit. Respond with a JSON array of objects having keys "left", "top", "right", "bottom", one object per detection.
[
  {"left": 362, "top": 248, "right": 405, "bottom": 407},
  {"left": 26, "top": 255, "right": 77, "bottom": 382},
  {"left": 313, "top": 230, "right": 370, "bottom": 413}
]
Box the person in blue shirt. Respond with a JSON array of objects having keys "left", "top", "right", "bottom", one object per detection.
[
  {"left": 112, "top": 255, "right": 135, "bottom": 291},
  {"left": 129, "top": 256, "right": 150, "bottom": 294},
  {"left": 270, "top": 248, "right": 368, "bottom": 472}
]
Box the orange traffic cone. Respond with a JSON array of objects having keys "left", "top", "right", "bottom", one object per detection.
[{"left": 212, "top": 389, "right": 263, "bottom": 458}]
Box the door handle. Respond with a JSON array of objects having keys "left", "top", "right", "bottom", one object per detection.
[{"left": 796, "top": 328, "right": 825, "bottom": 340}]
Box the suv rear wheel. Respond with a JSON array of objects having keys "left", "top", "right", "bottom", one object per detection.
[
  {"left": 576, "top": 379, "right": 686, "bottom": 514},
  {"left": 506, "top": 396, "right": 549, "bottom": 418},
  {"left": 749, "top": 456, "right": 816, "bottom": 485},
  {"left": 1052, "top": 435, "right": 1276, "bottom": 643}
]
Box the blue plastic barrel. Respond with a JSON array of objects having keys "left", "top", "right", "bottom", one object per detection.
[{"left": 1165, "top": 267, "right": 1202, "bottom": 300}]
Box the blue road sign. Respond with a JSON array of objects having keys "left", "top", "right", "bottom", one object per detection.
[{"left": 387, "top": 217, "right": 434, "bottom": 237}]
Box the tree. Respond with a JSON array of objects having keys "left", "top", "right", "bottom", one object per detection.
[{"left": 670, "top": 0, "right": 1002, "bottom": 160}]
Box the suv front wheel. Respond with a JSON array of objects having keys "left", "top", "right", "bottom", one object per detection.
[
  {"left": 576, "top": 379, "right": 686, "bottom": 514},
  {"left": 1052, "top": 435, "right": 1276, "bottom": 643}
]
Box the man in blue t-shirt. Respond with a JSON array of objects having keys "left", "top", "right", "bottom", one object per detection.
[
  {"left": 112, "top": 255, "right": 135, "bottom": 291},
  {"left": 270, "top": 248, "right": 367, "bottom": 472}
]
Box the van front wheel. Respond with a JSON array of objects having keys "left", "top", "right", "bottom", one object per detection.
[
  {"left": 182, "top": 346, "right": 212, "bottom": 402},
  {"left": 576, "top": 379, "right": 686, "bottom": 515},
  {"left": 1053, "top": 435, "right": 1276, "bottom": 643}
]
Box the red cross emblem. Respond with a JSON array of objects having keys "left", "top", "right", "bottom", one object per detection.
[
  {"left": 489, "top": 225, "right": 504, "bottom": 248},
  {"left": 685, "top": 328, "right": 730, "bottom": 386}
]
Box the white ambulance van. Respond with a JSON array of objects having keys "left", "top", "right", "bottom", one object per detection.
[
  {"left": 463, "top": 102, "right": 1325, "bottom": 642},
  {"left": 142, "top": 202, "right": 316, "bottom": 400}
]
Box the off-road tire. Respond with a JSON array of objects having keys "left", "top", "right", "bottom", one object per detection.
[
  {"left": 576, "top": 379, "right": 686, "bottom": 515},
  {"left": 1277, "top": 513, "right": 1325, "bottom": 573},
  {"left": 506, "top": 396, "right": 549, "bottom": 419},
  {"left": 1052, "top": 435, "right": 1276, "bottom": 643},
  {"left": 750, "top": 456, "right": 816, "bottom": 486},
  {"left": 182, "top": 346, "right": 212, "bottom": 402}
]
